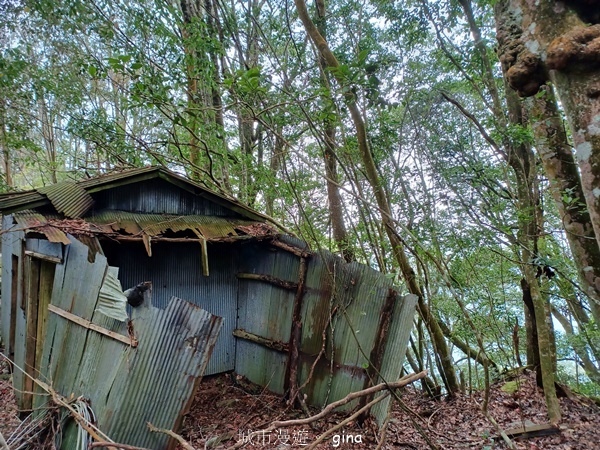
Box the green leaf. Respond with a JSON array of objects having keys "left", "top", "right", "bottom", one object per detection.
[
  {"left": 246, "top": 67, "right": 260, "bottom": 78},
  {"left": 88, "top": 66, "right": 97, "bottom": 77},
  {"left": 358, "top": 49, "right": 369, "bottom": 64}
]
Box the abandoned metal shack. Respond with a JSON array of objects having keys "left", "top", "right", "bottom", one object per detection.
[{"left": 0, "top": 166, "right": 417, "bottom": 448}]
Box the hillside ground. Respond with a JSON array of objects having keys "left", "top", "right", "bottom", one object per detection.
[{"left": 1, "top": 355, "right": 599, "bottom": 449}]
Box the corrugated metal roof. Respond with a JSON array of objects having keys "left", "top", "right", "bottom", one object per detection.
[
  {"left": 37, "top": 181, "right": 94, "bottom": 218},
  {"left": 13, "top": 211, "right": 70, "bottom": 245},
  {"left": 0, "top": 191, "right": 46, "bottom": 211},
  {"left": 12, "top": 209, "right": 275, "bottom": 243},
  {"left": 86, "top": 210, "right": 268, "bottom": 240},
  {"left": 0, "top": 167, "right": 281, "bottom": 227}
]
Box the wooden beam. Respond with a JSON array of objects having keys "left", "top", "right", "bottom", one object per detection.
[
  {"left": 286, "top": 255, "right": 308, "bottom": 405},
  {"left": 24, "top": 250, "right": 62, "bottom": 264},
  {"left": 48, "top": 304, "right": 137, "bottom": 347},
  {"left": 102, "top": 235, "right": 254, "bottom": 244},
  {"left": 233, "top": 328, "right": 289, "bottom": 353},
  {"left": 270, "top": 240, "right": 311, "bottom": 258},
  {"left": 199, "top": 237, "right": 209, "bottom": 277},
  {"left": 237, "top": 273, "right": 298, "bottom": 291}
]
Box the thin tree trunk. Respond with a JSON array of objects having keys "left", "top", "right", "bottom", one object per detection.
[
  {"left": 551, "top": 305, "right": 600, "bottom": 385},
  {"left": 0, "top": 98, "right": 11, "bottom": 187},
  {"left": 294, "top": 0, "right": 460, "bottom": 394},
  {"left": 315, "top": 0, "right": 353, "bottom": 262}
]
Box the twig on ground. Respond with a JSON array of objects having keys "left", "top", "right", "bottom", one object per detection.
[
  {"left": 375, "top": 408, "right": 393, "bottom": 450},
  {"left": 305, "top": 391, "right": 390, "bottom": 450},
  {"left": 393, "top": 395, "right": 441, "bottom": 450},
  {"left": 147, "top": 422, "right": 195, "bottom": 450}
]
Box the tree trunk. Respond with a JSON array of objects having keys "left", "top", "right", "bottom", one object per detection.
[
  {"left": 495, "top": 0, "right": 562, "bottom": 424},
  {"left": 525, "top": 85, "right": 600, "bottom": 323},
  {"left": 315, "top": 0, "right": 353, "bottom": 262},
  {"left": 498, "top": 0, "right": 600, "bottom": 252},
  {"left": 294, "top": 0, "right": 460, "bottom": 394},
  {"left": 0, "top": 98, "right": 11, "bottom": 188},
  {"left": 179, "top": 0, "right": 225, "bottom": 184}
]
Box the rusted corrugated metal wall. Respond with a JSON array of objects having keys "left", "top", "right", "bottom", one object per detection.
[
  {"left": 236, "top": 240, "right": 300, "bottom": 393},
  {"left": 102, "top": 240, "right": 239, "bottom": 375},
  {"left": 36, "top": 237, "right": 223, "bottom": 449},
  {"left": 236, "top": 235, "right": 418, "bottom": 423}
]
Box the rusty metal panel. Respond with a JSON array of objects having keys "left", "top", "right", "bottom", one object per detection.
[
  {"left": 85, "top": 210, "right": 262, "bottom": 240},
  {"left": 101, "top": 240, "right": 239, "bottom": 375},
  {"left": 13, "top": 211, "right": 70, "bottom": 244},
  {"left": 371, "top": 293, "right": 419, "bottom": 421},
  {"left": 234, "top": 235, "right": 417, "bottom": 424},
  {"left": 236, "top": 241, "right": 299, "bottom": 393},
  {"left": 37, "top": 181, "right": 94, "bottom": 218},
  {"left": 36, "top": 236, "right": 223, "bottom": 448},
  {"left": 101, "top": 297, "right": 222, "bottom": 448}
]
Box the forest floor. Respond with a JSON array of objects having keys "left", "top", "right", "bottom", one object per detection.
[{"left": 2, "top": 362, "right": 600, "bottom": 449}]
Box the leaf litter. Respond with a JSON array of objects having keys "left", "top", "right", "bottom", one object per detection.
[{"left": 1, "top": 364, "right": 600, "bottom": 449}]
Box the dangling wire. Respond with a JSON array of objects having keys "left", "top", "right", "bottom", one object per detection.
[{"left": 54, "top": 398, "right": 97, "bottom": 450}]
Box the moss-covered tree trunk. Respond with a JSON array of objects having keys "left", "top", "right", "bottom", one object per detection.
[
  {"left": 499, "top": 0, "right": 600, "bottom": 252},
  {"left": 526, "top": 86, "right": 600, "bottom": 324}
]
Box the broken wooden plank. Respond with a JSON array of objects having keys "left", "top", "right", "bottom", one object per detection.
[
  {"left": 504, "top": 423, "right": 560, "bottom": 439},
  {"left": 24, "top": 250, "right": 63, "bottom": 264},
  {"left": 48, "top": 304, "right": 136, "bottom": 347},
  {"left": 142, "top": 233, "right": 152, "bottom": 257},
  {"left": 237, "top": 272, "right": 298, "bottom": 291},
  {"left": 233, "top": 328, "right": 289, "bottom": 353},
  {"left": 23, "top": 256, "right": 40, "bottom": 411}
]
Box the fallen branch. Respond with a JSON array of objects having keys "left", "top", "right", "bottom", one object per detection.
[
  {"left": 1, "top": 352, "right": 114, "bottom": 445},
  {"left": 305, "top": 391, "right": 390, "bottom": 449},
  {"left": 473, "top": 396, "right": 517, "bottom": 450},
  {"left": 231, "top": 371, "right": 427, "bottom": 449},
  {"left": 147, "top": 422, "right": 195, "bottom": 450}
]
